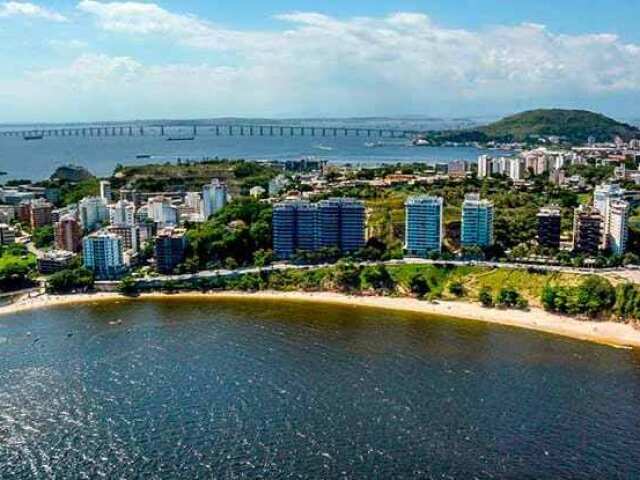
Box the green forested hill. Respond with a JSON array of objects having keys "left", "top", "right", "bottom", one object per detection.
[
  {"left": 430, "top": 109, "right": 639, "bottom": 144},
  {"left": 478, "top": 109, "right": 639, "bottom": 142}
]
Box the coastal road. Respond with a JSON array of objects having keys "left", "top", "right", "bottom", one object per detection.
[{"left": 110, "top": 258, "right": 640, "bottom": 291}]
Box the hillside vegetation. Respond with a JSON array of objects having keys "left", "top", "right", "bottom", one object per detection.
[
  {"left": 479, "top": 109, "right": 639, "bottom": 142},
  {"left": 430, "top": 109, "right": 639, "bottom": 144}
]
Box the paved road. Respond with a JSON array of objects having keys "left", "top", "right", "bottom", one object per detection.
[{"left": 125, "top": 258, "right": 640, "bottom": 287}]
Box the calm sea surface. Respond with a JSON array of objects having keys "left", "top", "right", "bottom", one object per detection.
[
  {"left": 1, "top": 298, "right": 639, "bottom": 479},
  {"left": 0, "top": 119, "right": 508, "bottom": 180}
]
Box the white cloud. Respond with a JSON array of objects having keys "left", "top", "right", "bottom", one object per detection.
[
  {"left": 74, "top": 2, "right": 640, "bottom": 97},
  {"left": 0, "top": 1, "right": 67, "bottom": 22},
  {"left": 3, "top": 2, "right": 640, "bottom": 120},
  {"left": 77, "top": 0, "right": 208, "bottom": 35}
]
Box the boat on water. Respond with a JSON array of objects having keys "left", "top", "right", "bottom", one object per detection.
[
  {"left": 136, "top": 154, "right": 152, "bottom": 159},
  {"left": 364, "top": 141, "right": 385, "bottom": 148},
  {"left": 412, "top": 138, "right": 430, "bottom": 146},
  {"left": 313, "top": 144, "right": 333, "bottom": 151},
  {"left": 23, "top": 134, "right": 44, "bottom": 141},
  {"left": 167, "top": 136, "right": 195, "bottom": 142}
]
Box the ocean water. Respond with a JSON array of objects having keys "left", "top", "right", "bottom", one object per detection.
[
  {"left": 0, "top": 298, "right": 639, "bottom": 479},
  {"left": 0, "top": 120, "right": 507, "bottom": 181}
]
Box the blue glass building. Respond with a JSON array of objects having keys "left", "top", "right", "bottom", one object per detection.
[
  {"left": 272, "top": 198, "right": 366, "bottom": 260},
  {"left": 405, "top": 196, "right": 443, "bottom": 257},
  {"left": 461, "top": 193, "right": 494, "bottom": 248}
]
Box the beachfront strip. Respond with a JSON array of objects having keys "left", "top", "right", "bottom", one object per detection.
[{"left": 0, "top": 137, "right": 638, "bottom": 282}]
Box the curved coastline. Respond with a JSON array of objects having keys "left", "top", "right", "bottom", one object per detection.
[{"left": 1, "top": 290, "right": 639, "bottom": 349}]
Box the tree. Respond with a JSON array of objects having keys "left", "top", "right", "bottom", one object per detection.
[
  {"left": 448, "top": 281, "right": 465, "bottom": 297},
  {"left": 224, "top": 257, "right": 239, "bottom": 270},
  {"left": 118, "top": 276, "right": 139, "bottom": 296},
  {"left": 185, "top": 198, "right": 272, "bottom": 270},
  {"left": 253, "top": 249, "right": 274, "bottom": 268},
  {"left": 33, "top": 226, "right": 54, "bottom": 249},
  {"left": 496, "top": 287, "right": 522, "bottom": 308},
  {"left": 479, "top": 287, "right": 494, "bottom": 307},
  {"left": 409, "top": 274, "right": 430, "bottom": 298},
  {"left": 332, "top": 262, "right": 361, "bottom": 292},
  {"left": 541, "top": 284, "right": 557, "bottom": 311},
  {"left": 614, "top": 283, "right": 638, "bottom": 319},
  {"left": 360, "top": 265, "right": 394, "bottom": 292},
  {"left": 576, "top": 276, "right": 616, "bottom": 317},
  {"left": 46, "top": 268, "right": 94, "bottom": 294},
  {"left": 623, "top": 252, "right": 640, "bottom": 266},
  {"left": 540, "top": 276, "right": 616, "bottom": 318}
]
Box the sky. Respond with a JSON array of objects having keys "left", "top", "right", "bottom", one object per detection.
[{"left": 0, "top": 0, "right": 639, "bottom": 123}]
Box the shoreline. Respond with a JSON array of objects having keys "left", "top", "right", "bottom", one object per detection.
[{"left": 1, "top": 290, "right": 639, "bottom": 349}]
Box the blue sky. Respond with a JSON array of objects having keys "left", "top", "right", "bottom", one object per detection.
[{"left": 0, "top": 0, "right": 639, "bottom": 122}]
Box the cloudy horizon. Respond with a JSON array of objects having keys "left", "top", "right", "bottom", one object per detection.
[{"left": 0, "top": 1, "right": 639, "bottom": 123}]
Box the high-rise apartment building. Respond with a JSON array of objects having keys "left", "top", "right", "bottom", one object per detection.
[
  {"left": 154, "top": 227, "right": 187, "bottom": 274},
  {"left": 573, "top": 206, "right": 603, "bottom": 255},
  {"left": 593, "top": 183, "right": 626, "bottom": 249},
  {"left": 508, "top": 158, "right": 525, "bottom": 181},
  {"left": 202, "top": 179, "right": 228, "bottom": 219},
  {"left": 82, "top": 231, "right": 126, "bottom": 279},
  {"left": 461, "top": 193, "right": 494, "bottom": 248},
  {"left": 106, "top": 225, "right": 140, "bottom": 252},
  {"left": 54, "top": 214, "right": 82, "bottom": 252},
  {"left": 99, "top": 180, "right": 112, "bottom": 203},
  {"left": 147, "top": 196, "right": 178, "bottom": 227},
  {"left": 448, "top": 160, "right": 467, "bottom": 178},
  {"left": 272, "top": 198, "right": 366, "bottom": 260},
  {"left": 537, "top": 206, "right": 562, "bottom": 249},
  {"left": 607, "top": 200, "right": 630, "bottom": 255},
  {"left": 405, "top": 196, "right": 443, "bottom": 257},
  {"left": 109, "top": 200, "right": 136, "bottom": 227},
  {"left": 29, "top": 198, "right": 53, "bottom": 230},
  {"left": 477, "top": 155, "right": 493, "bottom": 178},
  {"left": 316, "top": 198, "right": 366, "bottom": 253},
  {"left": 79, "top": 197, "right": 109, "bottom": 231}
]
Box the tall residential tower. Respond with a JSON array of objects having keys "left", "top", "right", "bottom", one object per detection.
[
  {"left": 405, "top": 196, "right": 443, "bottom": 257},
  {"left": 461, "top": 193, "right": 494, "bottom": 248}
]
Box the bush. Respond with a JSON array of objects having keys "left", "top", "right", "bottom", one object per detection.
[
  {"left": 409, "top": 274, "right": 430, "bottom": 298},
  {"left": 118, "top": 276, "right": 139, "bottom": 296},
  {"left": 360, "top": 265, "right": 394, "bottom": 292},
  {"left": 479, "top": 286, "right": 494, "bottom": 307},
  {"left": 448, "top": 281, "right": 465, "bottom": 297},
  {"left": 332, "top": 262, "right": 361, "bottom": 292},
  {"left": 496, "top": 287, "right": 521, "bottom": 308},
  {"left": 516, "top": 297, "right": 529, "bottom": 310}
]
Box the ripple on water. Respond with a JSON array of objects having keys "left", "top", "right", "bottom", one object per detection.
[{"left": 0, "top": 299, "right": 639, "bottom": 478}]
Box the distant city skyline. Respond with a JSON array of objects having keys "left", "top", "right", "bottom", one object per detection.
[{"left": 0, "top": 1, "right": 639, "bottom": 122}]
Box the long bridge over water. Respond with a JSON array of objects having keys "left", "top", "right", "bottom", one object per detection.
[{"left": 0, "top": 123, "right": 425, "bottom": 139}]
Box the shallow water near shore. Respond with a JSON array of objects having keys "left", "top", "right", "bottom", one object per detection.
[{"left": 1, "top": 297, "right": 640, "bottom": 478}]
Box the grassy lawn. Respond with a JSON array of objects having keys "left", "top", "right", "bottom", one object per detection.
[
  {"left": 0, "top": 251, "right": 36, "bottom": 271},
  {"left": 388, "top": 264, "right": 486, "bottom": 297},
  {"left": 577, "top": 193, "right": 591, "bottom": 205},
  {"left": 465, "top": 269, "right": 581, "bottom": 305},
  {"left": 387, "top": 264, "right": 582, "bottom": 306}
]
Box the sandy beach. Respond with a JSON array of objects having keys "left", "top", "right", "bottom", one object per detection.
[{"left": 1, "top": 290, "right": 639, "bottom": 349}]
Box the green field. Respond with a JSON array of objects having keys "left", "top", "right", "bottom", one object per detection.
[
  {"left": 387, "top": 264, "right": 582, "bottom": 305},
  {"left": 0, "top": 251, "right": 35, "bottom": 271}
]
